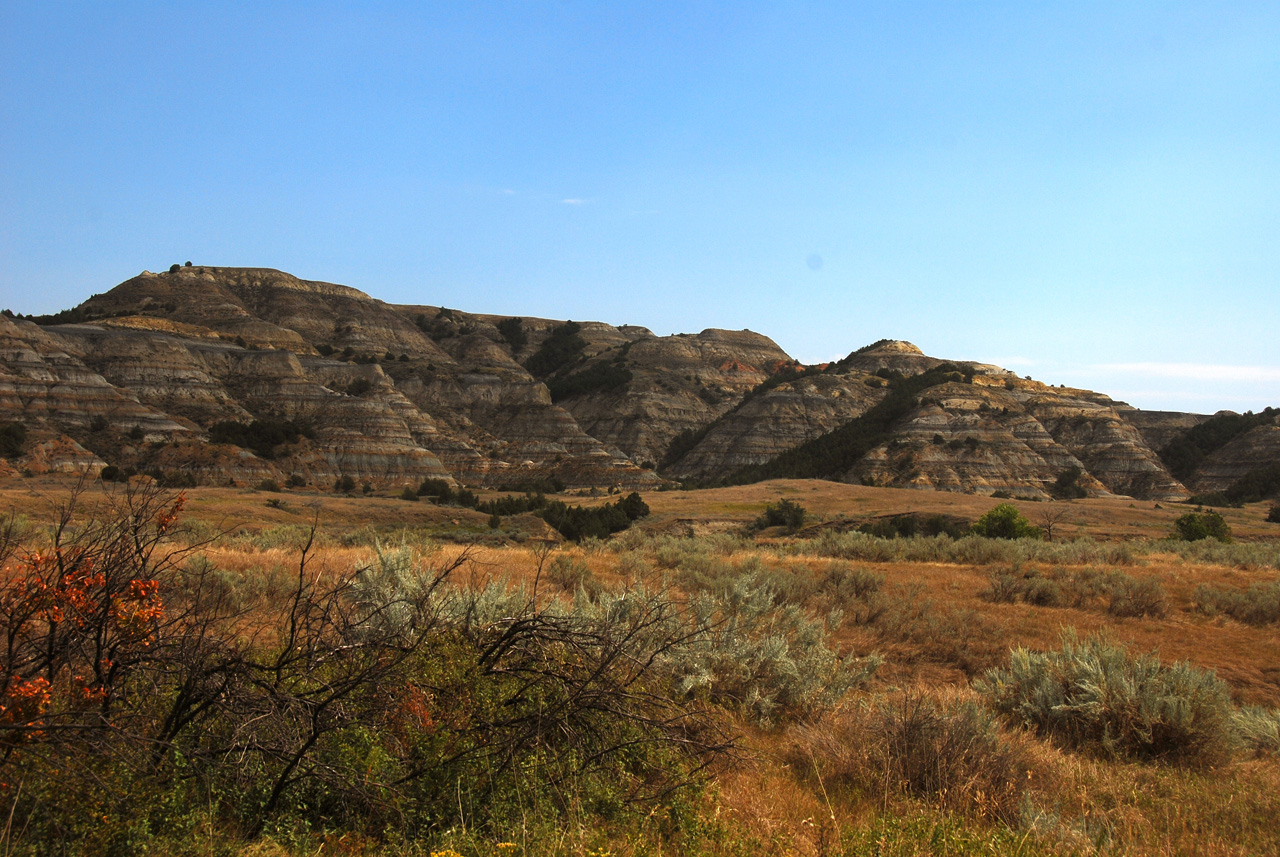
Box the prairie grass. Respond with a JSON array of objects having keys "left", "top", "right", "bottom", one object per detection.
[
  {"left": 1194, "top": 577, "right": 1280, "bottom": 625},
  {"left": 5, "top": 479, "right": 1280, "bottom": 856},
  {"left": 787, "top": 690, "right": 1035, "bottom": 825}
]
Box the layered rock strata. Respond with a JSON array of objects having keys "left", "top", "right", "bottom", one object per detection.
[{"left": 1, "top": 268, "right": 1267, "bottom": 501}]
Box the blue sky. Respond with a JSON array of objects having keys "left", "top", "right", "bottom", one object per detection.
[{"left": 2, "top": 2, "right": 1277, "bottom": 413}]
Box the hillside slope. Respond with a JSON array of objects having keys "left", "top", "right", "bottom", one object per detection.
[{"left": 2, "top": 265, "right": 1270, "bottom": 501}]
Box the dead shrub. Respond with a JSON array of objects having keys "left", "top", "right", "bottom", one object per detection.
[
  {"left": 875, "top": 587, "right": 1003, "bottom": 675},
  {"left": 547, "top": 553, "right": 600, "bottom": 597},
  {"left": 789, "top": 691, "right": 1034, "bottom": 825},
  {"left": 1106, "top": 575, "right": 1167, "bottom": 618}
]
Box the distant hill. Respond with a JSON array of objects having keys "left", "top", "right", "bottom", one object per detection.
[{"left": 2, "top": 265, "right": 1276, "bottom": 502}]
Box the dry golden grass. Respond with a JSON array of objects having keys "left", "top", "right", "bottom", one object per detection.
[
  {"left": 3, "top": 474, "right": 1276, "bottom": 540},
  {"left": 5, "top": 474, "right": 1280, "bottom": 855},
  {"left": 633, "top": 478, "right": 1278, "bottom": 542}
]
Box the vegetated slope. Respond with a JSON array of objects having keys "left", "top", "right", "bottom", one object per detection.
[
  {"left": 725, "top": 365, "right": 963, "bottom": 485},
  {"left": 663, "top": 366, "right": 887, "bottom": 480},
  {"left": 1158, "top": 408, "right": 1280, "bottom": 500},
  {"left": 3, "top": 264, "right": 1270, "bottom": 500},
  {"left": 680, "top": 347, "right": 1187, "bottom": 500}
]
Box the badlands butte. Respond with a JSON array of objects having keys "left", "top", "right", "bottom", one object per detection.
[{"left": 2, "top": 264, "right": 1278, "bottom": 502}]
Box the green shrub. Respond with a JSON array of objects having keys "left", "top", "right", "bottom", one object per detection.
[
  {"left": 970, "top": 503, "right": 1043, "bottom": 540},
  {"left": 334, "top": 474, "right": 357, "bottom": 493},
  {"left": 415, "top": 478, "right": 477, "bottom": 507},
  {"left": 673, "top": 571, "right": 880, "bottom": 725},
  {"left": 416, "top": 477, "right": 453, "bottom": 502},
  {"left": 400, "top": 487, "right": 419, "bottom": 501},
  {"left": 1233, "top": 705, "right": 1280, "bottom": 757},
  {"left": 496, "top": 316, "right": 527, "bottom": 350},
  {"left": 477, "top": 492, "right": 547, "bottom": 516},
  {"left": 1160, "top": 536, "right": 1280, "bottom": 570},
  {"left": 981, "top": 565, "right": 1158, "bottom": 615},
  {"left": 0, "top": 421, "right": 28, "bottom": 458},
  {"left": 496, "top": 475, "right": 566, "bottom": 494},
  {"left": 618, "top": 491, "right": 650, "bottom": 521},
  {"left": 536, "top": 493, "right": 648, "bottom": 542},
  {"left": 544, "top": 498, "right": 621, "bottom": 541},
  {"left": 800, "top": 529, "right": 1151, "bottom": 568},
  {"left": 861, "top": 512, "right": 968, "bottom": 539},
  {"left": 208, "top": 419, "right": 311, "bottom": 460},
  {"left": 1194, "top": 579, "right": 1280, "bottom": 625},
  {"left": 1051, "top": 466, "right": 1088, "bottom": 500},
  {"left": 756, "top": 498, "right": 807, "bottom": 531},
  {"left": 547, "top": 360, "right": 633, "bottom": 402},
  {"left": 1173, "top": 510, "right": 1232, "bottom": 542},
  {"left": 1268, "top": 504, "right": 1280, "bottom": 524},
  {"left": 978, "top": 634, "right": 1236, "bottom": 766},
  {"left": 524, "top": 320, "right": 587, "bottom": 378}
]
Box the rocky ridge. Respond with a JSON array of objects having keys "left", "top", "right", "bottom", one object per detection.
[{"left": 1, "top": 265, "right": 1272, "bottom": 502}]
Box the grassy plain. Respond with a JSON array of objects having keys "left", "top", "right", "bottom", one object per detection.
[{"left": 1, "top": 476, "right": 1279, "bottom": 856}]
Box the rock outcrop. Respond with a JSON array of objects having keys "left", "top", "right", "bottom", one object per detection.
[
  {"left": 1189, "top": 422, "right": 1280, "bottom": 495},
  {"left": 2, "top": 268, "right": 1270, "bottom": 501},
  {"left": 667, "top": 372, "right": 886, "bottom": 480},
  {"left": 1023, "top": 392, "right": 1189, "bottom": 500},
  {"left": 559, "top": 328, "right": 795, "bottom": 468}
]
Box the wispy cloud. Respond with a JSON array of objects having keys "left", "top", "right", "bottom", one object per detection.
[
  {"left": 1097, "top": 363, "right": 1280, "bottom": 383},
  {"left": 561, "top": 198, "right": 587, "bottom": 205}
]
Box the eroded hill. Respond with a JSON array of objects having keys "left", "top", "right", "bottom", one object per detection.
[{"left": 2, "top": 265, "right": 1275, "bottom": 501}]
